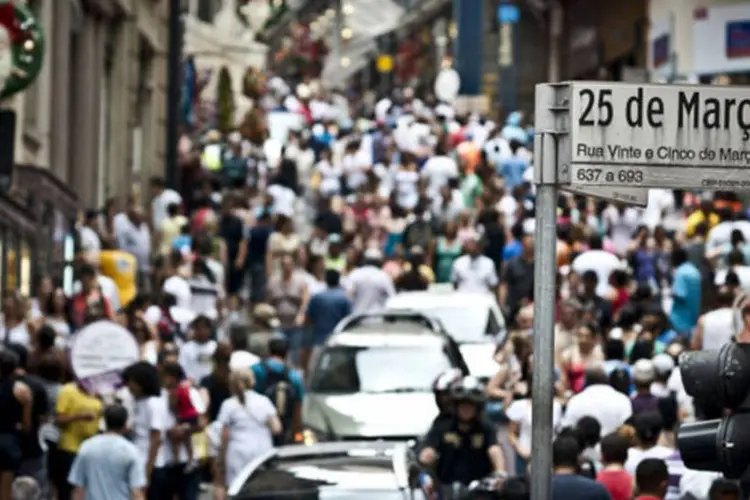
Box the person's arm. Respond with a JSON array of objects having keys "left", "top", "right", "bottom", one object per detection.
[
  {"left": 267, "top": 414, "right": 283, "bottom": 436},
  {"left": 129, "top": 453, "right": 148, "bottom": 500},
  {"left": 483, "top": 423, "right": 506, "bottom": 472},
  {"left": 14, "top": 381, "right": 32, "bottom": 431},
  {"left": 295, "top": 281, "right": 310, "bottom": 327},
  {"left": 235, "top": 224, "right": 249, "bottom": 270},
  {"left": 691, "top": 316, "right": 705, "bottom": 351},
  {"left": 68, "top": 451, "right": 87, "bottom": 499},
  {"left": 418, "top": 423, "right": 443, "bottom": 468},
  {"left": 504, "top": 403, "right": 526, "bottom": 459}
]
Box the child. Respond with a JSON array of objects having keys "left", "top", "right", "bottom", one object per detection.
[{"left": 162, "top": 362, "right": 198, "bottom": 468}]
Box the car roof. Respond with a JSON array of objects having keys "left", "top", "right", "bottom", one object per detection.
[
  {"left": 386, "top": 291, "right": 498, "bottom": 309},
  {"left": 327, "top": 331, "right": 447, "bottom": 348},
  {"left": 229, "top": 442, "right": 412, "bottom": 498}
]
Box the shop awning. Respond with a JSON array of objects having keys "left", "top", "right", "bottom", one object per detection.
[{"left": 319, "top": 0, "right": 404, "bottom": 86}]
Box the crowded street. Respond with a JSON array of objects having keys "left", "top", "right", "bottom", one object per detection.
[{"left": 1, "top": 0, "right": 750, "bottom": 499}]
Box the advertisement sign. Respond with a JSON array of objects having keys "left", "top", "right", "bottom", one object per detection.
[
  {"left": 70, "top": 320, "right": 140, "bottom": 395},
  {"left": 726, "top": 20, "right": 750, "bottom": 58}
]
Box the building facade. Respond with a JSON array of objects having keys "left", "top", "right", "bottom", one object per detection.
[
  {"left": 1, "top": 0, "right": 169, "bottom": 293},
  {"left": 561, "top": 0, "right": 648, "bottom": 81},
  {"left": 649, "top": 0, "right": 750, "bottom": 82}
]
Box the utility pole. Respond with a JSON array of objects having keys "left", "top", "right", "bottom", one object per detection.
[{"left": 165, "top": 0, "right": 182, "bottom": 190}]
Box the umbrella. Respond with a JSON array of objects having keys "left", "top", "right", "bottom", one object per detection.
[{"left": 572, "top": 250, "right": 625, "bottom": 297}]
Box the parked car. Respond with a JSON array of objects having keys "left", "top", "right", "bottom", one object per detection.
[
  {"left": 303, "top": 311, "right": 468, "bottom": 442},
  {"left": 385, "top": 291, "right": 508, "bottom": 381},
  {"left": 227, "top": 441, "right": 420, "bottom": 499}
]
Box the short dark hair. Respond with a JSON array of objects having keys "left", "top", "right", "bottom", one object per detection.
[
  {"left": 635, "top": 458, "right": 668, "bottom": 495},
  {"left": 324, "top": 269, "right": 341, "bottom": 288},
  {"left": 78, "top": 263, "right": 97, "bottom": 278},
  {"left": 498, "top": 476, "right": 530, "bottom": 500},
  {"left": 161, "top": 361, "right": 185, "bottom": 381},
  {"left": 575, "top": 416, "right": 601, "bottom": 448},
  {"left": 104, "top": 404, "right": 129, "bottom": 431},
  {"left": 0, "top": 349, "right": 19, "bottom": 378},
  {"left": 633, "top": 410, "right": 664, "bottom": 446},
  {"left": 600, "top": 433, "right": 630, "bottom": 465},
  {"left": 605, "top": 338, "right": 625, "bottom": 361},
  {"left": 5, "top": 343, "right": 27, "bottom": 370},
  {"left": 552, "top": 436, "right": 581, "bottom": 469}
]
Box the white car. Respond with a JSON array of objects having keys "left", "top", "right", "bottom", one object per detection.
[{"left": 385, "top": 290, "right": 507, "bottom": 381}]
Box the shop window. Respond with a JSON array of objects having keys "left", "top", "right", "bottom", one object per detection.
[
  {"left": 62, "top": 232, "right": 76, "bottom": 297},
  {"left": 20, "top": 241, "right": 31, "bottom": 297}
]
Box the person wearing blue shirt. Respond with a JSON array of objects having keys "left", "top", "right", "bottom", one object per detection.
[
  {"left": 246, "top": 209, "right": 274, "bottom": 303},
  {"left": 305, "top": 270, "right": 352, "bottom": 351},
  {"left": 670, "top": 247, "right": 702, "bottom": 338},
  {"left": 67, "top": 404, "right": 146, "bottom": 500},
  {"left": 251, "top": 336, "right": 305, "bottom": 402},
  {"left": 499, "top": 140, "right": 530, "bottom": 191},
  {"left": 552, "top": 436, "right": 611, "bottom": 500},
  {"left": 502, "top": 223, "right": 524, "bottom": 262}
]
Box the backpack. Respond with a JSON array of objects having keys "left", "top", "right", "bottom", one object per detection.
[{"left": 261, "top": 361, "right": 298, "bottom": 443}]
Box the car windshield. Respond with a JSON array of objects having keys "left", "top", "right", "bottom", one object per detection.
[
  {"left": 310, "top": 345, "right": 453, "bottom": 393},
  {"left": 418, "top": 305, "right": 494, "bottom": 343}
]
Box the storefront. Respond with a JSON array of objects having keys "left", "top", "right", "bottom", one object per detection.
[
  {"left": 693, "top": 2, "right": 750, "bottom": 83},
  {"left": 2, "top": 164, "right": 78, "bottom": 295}
]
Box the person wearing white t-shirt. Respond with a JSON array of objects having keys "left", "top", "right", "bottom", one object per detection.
[
  {"left": 72, "top": 273, "right": 121, "bottom": 314},
  {"left": 267, "top": 183, "right": 297, "bottom": 218},
  {"left": 315, "top": 149, "right": 342, "bottom": 198},
  {"left": 217, "top": 369, "right": 281, "bottom": 488},
  {"left": 150, "top": 178, "right": 183, "bottom": 230},
  {"left": 342, "top": 141, "right": 370, "bottom": 192},
  {"left": 450, "top": 237, "right": 499, "bottom": 296},
  {"left": 178, "top": 316, "right": 217, "bottom": 382},
  {"left": 421, "top": 144, "right": 459, "bottom": 196},
  {"left": 562, "top": 369, "right": 632, "bottom": 436},
  {"left": 148, "top": 379, "right": 207, "bottom": 499},
  {"left": 507, "top": 389, "right": 562, "bottom": 473}
]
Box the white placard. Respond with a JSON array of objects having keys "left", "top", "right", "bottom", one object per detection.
[
  {"left": 567, "top": 81, "right": 750, "bottom": 189},
  {"left": 70, "top": 320, "right": 140, "bottom": 395}
]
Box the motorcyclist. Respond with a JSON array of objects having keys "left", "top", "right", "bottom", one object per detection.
[
  {"left": 418, "top": 376, "right": 506, "bottom": 497},
  {"left": 431, "top": 368, "right": 463, "bottom": 426}
]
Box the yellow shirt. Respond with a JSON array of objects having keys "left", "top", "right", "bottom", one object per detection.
[
  {"left": 56, "top": 383, "right": 103, "bottom": 454},
  {"left": 160, "top": 215, "right": 188, "bottom": 255},
  {"left": 686, "top": 211, "right": 720, "bottom": 238},
  {"left": 99, "top": 250, "right": 137, "bottom": 307}
]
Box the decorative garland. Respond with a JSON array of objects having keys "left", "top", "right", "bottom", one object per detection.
[{"left": 0, "top": 1, "right": 45, "bottom": 99}]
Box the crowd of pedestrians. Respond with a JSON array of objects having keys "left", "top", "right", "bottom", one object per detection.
[{"left": 0, "top": 73, "right": 747, "bottom": 500}]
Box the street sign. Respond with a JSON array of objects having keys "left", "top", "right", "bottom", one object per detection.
[
  {"left": 563, "top": 186, "right": 649, "bottom": 207},
  {"left": 564, "top": 81, "right": 750, "bottom": 189}
]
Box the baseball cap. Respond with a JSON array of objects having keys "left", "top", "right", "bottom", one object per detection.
[
  {"left": 632, "top": 358, "right": 656, "bottom": 384},
  {"left": 363, "top": 247, "right": 383, "bottom": 261},
  {"left": 652, "top": 353, "right": 676, "bottom": 377}
]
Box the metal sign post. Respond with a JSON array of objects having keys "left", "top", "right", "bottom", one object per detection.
[
  {"left": 531, "top": 80, "right": 750, "bottom": 498},
  {"left": 530, "top": 83, "right": 562, "bottom": 500}
]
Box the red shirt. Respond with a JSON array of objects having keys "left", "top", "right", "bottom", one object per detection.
[
  {"left": 597, "top": 469, "right": 633, "bottom": 500},
  {"left": 173, "top": 381, "right": 198, "bottom": 420}
]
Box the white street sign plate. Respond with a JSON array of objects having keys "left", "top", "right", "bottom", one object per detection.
[
  {"left": 567, "top": 81, "right": 750, "bottom": 189},
  {"left": 562, "top": 186, "right": 648, "bottom": 207}
]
